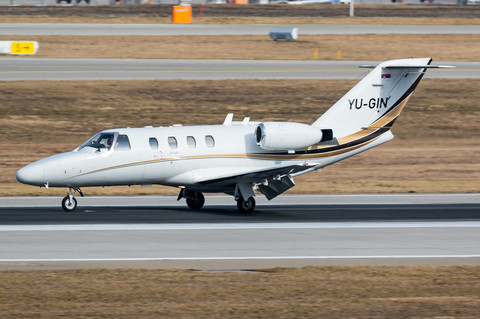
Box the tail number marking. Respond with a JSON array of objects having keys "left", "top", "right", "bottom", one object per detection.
[{"left": 349, "top": 97, "right": 390, "bottom": 110}]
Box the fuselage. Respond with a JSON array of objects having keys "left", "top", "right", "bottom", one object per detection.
[{"left": 16, "top": 120, "right": 393, "bottom": 193}]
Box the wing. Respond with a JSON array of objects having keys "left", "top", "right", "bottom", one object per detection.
[{"left": 197, "top": 163, "right": 320, "bottom": 200}]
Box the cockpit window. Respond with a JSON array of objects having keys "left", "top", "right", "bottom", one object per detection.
[
  {"left": 115, "top": 135, "right": 131, "bottom": 151},
  {"left": 79, "top": 133, "right": 115, "bottom": 152}
]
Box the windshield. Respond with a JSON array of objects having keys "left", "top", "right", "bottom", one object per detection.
[{"left": 78, "top": 132, "right": 116, "bottom": 152}]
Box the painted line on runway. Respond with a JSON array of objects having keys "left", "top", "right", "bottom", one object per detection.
[
  {"left": 2, "top": 221, "right": 480, "bottom": 231},
  {"left": 2, "top": 255, "right": 480, "bottom": 262}
]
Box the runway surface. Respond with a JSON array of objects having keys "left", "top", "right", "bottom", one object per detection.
[
  {"left": 0, "top": 59, "right": 475, "bottom": 81},
  {"left": 1, "top": 194, "right": 479, "bottom": 269},
  {"left": 2, "top": 24, "right": 480, "bottom": 36}
]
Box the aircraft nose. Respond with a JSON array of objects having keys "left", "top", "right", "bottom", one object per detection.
[{"left": 16, "top": 162, "right": 45, "bottom": 186}]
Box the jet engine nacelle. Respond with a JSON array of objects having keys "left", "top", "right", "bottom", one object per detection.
[{"left": 254, "top": 122, "right": 323, "bottom": 151}]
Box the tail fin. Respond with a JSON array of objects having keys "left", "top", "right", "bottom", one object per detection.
[{"left": 312, "top": 58, "right": 451, "bottom": 143}]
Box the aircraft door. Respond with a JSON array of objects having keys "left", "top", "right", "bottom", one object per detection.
[{"left": 144, "top": 136, "right": 165, "bottom": 180}]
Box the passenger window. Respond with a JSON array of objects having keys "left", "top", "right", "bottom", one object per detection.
[
  {"left": 149, "top": 137, "right": 158, "bottom": 150},
  {"left": 115, "top": 135, "right": 131, "bottom": 151},
  {"left": 168, "top": 136, "right": 177, "bottom": 149},
  {"left": 186, "top": 136, "right": 196, "bottom": 148},
  {"left": 205, "top": 135, "right": 215, "bottom": 148}
]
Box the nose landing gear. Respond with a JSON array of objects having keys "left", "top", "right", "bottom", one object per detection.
[{"left": 61, "top": 187, "right": 83, "bottom": 212}]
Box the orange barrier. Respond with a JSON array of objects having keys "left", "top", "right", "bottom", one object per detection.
[
  {"left": 234, "top": 0, "right": 248, "bottom": 3},
  {"left": 173, "top": 6, "right": 192, "bottom": 24}
]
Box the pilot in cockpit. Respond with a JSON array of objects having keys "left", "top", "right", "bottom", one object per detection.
[{"left": 106, "top": 136, "right": 114, "bottom": 150}]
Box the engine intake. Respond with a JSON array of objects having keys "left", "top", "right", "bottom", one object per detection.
[{"left": 254, "top": 122, "right": 323, "bottom": 151}]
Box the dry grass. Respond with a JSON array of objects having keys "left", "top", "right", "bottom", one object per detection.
[
  {"left": 1, "top": 33, "right": 480, "bottom": 61},
  {"left": 1, "top": 266, "right": 480, "bottom": 318},
  {"left": 1, "top": 78, "right": 479, "bottom": 196},
  {"left": 2, "top": 15, "right": 480, "bottom": 25}
]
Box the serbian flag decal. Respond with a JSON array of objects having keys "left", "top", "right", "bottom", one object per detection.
[{"left": 381, "top": 74, "right": 391, "bottom": 80}]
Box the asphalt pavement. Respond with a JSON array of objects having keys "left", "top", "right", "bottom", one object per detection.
[
  {"left": 2, "top": 24, "right": 480, "bottom": 36},
  {"left": 0, "top": 58, "right": 475, "bottom": 80},
  {"left": 1, "top": 194, "right": 479, "bottom": 269}
]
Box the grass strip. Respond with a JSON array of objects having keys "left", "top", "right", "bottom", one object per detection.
[
  {"left": 1, "top": 266, "right": 479, "bottom": 318},
  {"left": 1, "top": 34, "right": 480, "bottom": 61}
]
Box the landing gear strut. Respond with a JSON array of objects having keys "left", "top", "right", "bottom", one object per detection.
[
  {"left": 236, "top": 196, "right": 256, "bottom": 213},
  {"left": 61, "top": 187, "right": 83, "bottom": 212}
]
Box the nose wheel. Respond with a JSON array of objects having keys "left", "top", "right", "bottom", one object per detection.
[
  {"left": 62, "top": 196, "right": 77, "bottom": 212},
  {"left": 61, "top": 187, "right": 83, "bottom": 212}
]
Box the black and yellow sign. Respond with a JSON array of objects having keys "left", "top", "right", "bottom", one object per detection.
[{"left": 11, "top": 42, "right": 35, "bottom": 54}]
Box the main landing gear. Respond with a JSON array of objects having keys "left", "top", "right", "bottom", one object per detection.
[
  {"left": 178, "top": 189, "right": 205, "bottom": 210},
  {"left": 236, "top": 196, "right": 256, "bottom": 214},
  {"left": 177, "top": 189, "right": 256, "bottom": 213},
  {"left": 62, "top": 187, "right": 83, "bottom": 212}
]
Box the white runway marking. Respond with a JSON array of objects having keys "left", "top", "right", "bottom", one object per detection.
[
  {"left": 2, "top": 221, "right": 480, "bottom": 232},
  {"left": 2, "top": 255, "right": 480, "bottom": 262}
]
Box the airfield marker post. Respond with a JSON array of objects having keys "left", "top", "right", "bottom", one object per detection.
[{"left": 314, "top": 49, "right": 318, "bottom": 59}]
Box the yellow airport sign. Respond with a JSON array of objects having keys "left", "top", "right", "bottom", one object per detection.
[{"left": 11, "top": 42, "right": 36, "bottom": 55}]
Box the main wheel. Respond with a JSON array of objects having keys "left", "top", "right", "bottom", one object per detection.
[
  {"left": 186, "top": 192, "right": 205, "bottom": 210},
  {"left": 62, "top": 196, "right": 77, "bottom": 212},
  {"left": 237, "top": 196, "right": 255, "bottom": 213}
]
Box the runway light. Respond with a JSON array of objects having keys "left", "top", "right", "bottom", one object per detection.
[{"left": 409, "top": 56, "right": 413, "bottom": 59}]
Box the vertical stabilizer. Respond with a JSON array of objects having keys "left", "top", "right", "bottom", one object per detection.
[{"left": 312, "top": 58, "right": 433, "bottom": 142}]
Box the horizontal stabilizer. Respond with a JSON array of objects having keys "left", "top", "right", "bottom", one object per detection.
[{"left": 359, "top": 65, "right": 455, "bottom": 69}]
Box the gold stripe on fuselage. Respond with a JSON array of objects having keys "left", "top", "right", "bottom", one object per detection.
[{"left": 74, "top": 135, "right": 381, "bottom": 179}]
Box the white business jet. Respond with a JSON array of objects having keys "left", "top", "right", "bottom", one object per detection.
[{"left": 16, "top": 58, "right": 453, "bottom": 213}]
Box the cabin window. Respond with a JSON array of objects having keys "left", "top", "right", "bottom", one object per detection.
[
  {"left": 186, "top": 136, "right": 196, "bottom": 148},
  {"left": 168, "top": 136, "right": 178, "bottom": 149},
  {"left": 205, "top": 135, "right": 215, "bottom": 148},
  {"left": 149, "top": 137, "right": 159, "bottom": 150},
  {"left": 115, "top": 135, "right": 131, "bottom": 151}
]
